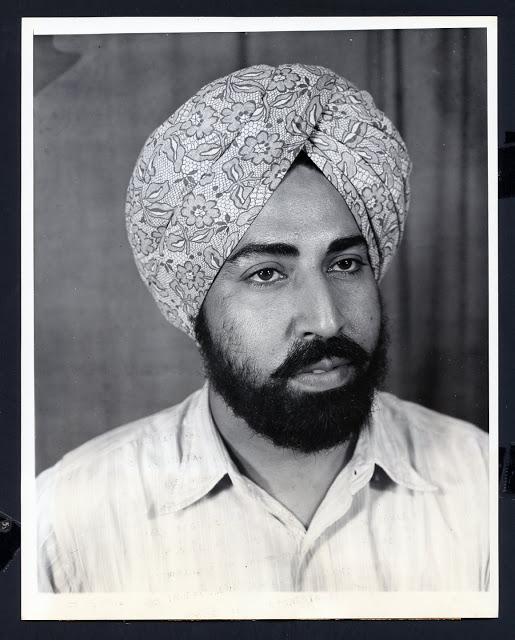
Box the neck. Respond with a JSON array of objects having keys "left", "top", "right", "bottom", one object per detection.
[{"left": 208, "top": 385, "right": 357, "bottom": 528}]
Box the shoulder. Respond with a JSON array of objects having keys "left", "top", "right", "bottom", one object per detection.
[
  {"left": 37, "top": 387, "right": 206, "bottom": 591},
  {"left": 375, "top": 391, "right": 488, "bottom": 484},
  {"left": 377, "top": 391, "right": 487, "bottom": 447},
  {"left": 37, "top": 388, "right": 204, "bottom": 503},
  {"left": 374, "top": 393, "right": 490, "bottom": 588}
]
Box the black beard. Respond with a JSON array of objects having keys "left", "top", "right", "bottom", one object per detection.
[{"left": 195, "top": 307, "right": 389, "bottom": 454}]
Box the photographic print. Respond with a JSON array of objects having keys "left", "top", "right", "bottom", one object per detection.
[{"left": 21, "top": 16, "right": 498, "bottom": 619}]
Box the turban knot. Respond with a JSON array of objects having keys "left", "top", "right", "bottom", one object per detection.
[{"left": 126, "top": 63, "right": 412, "bottom": 338}]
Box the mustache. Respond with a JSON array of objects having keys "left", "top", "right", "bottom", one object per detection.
[{"left": 271, "top": 334, "right": 370, "bottom": 380}]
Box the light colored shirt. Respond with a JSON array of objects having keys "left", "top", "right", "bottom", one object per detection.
[{"left": 37, "top": 384, "right": 489, "bottom": 592}]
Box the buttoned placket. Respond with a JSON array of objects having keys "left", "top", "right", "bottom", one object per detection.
[
  {"left": 228, "top": 472, "right": 306, "bottom": 589},
  {"left": 293, "top": 458, "right": 376, "bottom": 590},
  {"left": 229, "top": 454, "right": 376, "bottom": 591}
]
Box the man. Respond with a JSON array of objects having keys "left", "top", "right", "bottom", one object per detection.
[{"left": 38, "top": 64, "right": 489, "bottom": 592}]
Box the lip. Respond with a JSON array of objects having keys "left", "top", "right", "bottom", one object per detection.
[
  {"left": 291, "top": 358, "right": 353, "bottom": 392},
  {"left": 297, "top": 357, "right": 350, "bottom": 375}
]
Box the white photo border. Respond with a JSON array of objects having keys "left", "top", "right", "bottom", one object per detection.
[{"left": 21, "top": 15, "right": 499, "bottom": 620}]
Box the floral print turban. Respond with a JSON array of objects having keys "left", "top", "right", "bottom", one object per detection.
[{"left": 126, "top": 63, "right": 412, "bottom": 338}]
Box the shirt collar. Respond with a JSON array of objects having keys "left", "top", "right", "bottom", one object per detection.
[
  {"left": 154, "top": 386, "right": 437, "bottom": 517},
  {"left": 155, "top": 382, "right": 236, "bottom": 516},
  {"left": 359, "top": 393, "right": 438, "bottom": 492}
]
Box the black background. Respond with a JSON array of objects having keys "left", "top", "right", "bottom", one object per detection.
[{"left": 2, "top": 1, "right": 515, "bottom": 638}]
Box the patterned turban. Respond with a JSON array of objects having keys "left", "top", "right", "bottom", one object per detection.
[{"left": 126, "top": 63, "right": 412, "bottom": 338}]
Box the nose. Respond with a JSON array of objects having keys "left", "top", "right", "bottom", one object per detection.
[{"left": 292, "top": 274, "right": 344, "bottom": 340}]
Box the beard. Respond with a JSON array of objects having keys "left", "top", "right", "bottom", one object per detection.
[{"left": 194, "top": 307, "right": 389, "bottom": 454}]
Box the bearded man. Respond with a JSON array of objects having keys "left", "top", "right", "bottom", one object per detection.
[{"left": 37, "top": 63, "right": 489, "bottom": 593}]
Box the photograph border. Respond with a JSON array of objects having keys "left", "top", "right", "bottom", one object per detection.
[{"left": 21, "top": 15, "right": 499, "bottom": 620}]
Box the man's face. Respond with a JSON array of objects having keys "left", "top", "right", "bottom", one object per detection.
[{"left": 197, "top": 157, "right": 386, "bottom": 452}]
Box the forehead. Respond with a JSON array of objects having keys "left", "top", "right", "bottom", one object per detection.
[{"left": 240, "top": 161, "right": 362, "bottom": 248}]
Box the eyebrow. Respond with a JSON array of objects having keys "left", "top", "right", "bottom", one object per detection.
[
  {"left": 326, "top": 235, "right": 367, "bottom": 253},
  {"left": 226, "top": 242, "right": 299, "bottom": 263},
  {"left": 226, "top": 235, "right": 367, "bottom": 264}
]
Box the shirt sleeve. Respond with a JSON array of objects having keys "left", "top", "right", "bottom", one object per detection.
[
  {"left": 37, "top": 463, "right": 73, "bottom": 592},
  {"left": 477, "top": 430, "right": 491, "bottom": 592}
]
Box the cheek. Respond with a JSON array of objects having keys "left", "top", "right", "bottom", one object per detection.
[
  {"left": 361, "top": 290, "right": 382, "bottom": 345},
  {"left": 203, "top": 287, "right": 287, "bottom": 368},
  {"left": 340, "top": 283, "right": 381, "bottom": 347},
  {"left": 229, "top": 303, "right": 288, "bottom": 367}
]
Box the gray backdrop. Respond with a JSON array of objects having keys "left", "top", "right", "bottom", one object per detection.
[{"left": 34, "top": 29, "right": 488, "bottom": 474}]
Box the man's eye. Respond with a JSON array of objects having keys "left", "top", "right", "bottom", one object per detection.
[
  {"left": 329, "top": 258, "right": 362, "bottom": 273},
  {"left": 247, "top": 268, "right": 284, "bottom": 284}
]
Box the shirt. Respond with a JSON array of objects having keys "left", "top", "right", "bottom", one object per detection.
[{"left": 37, "top": 384, "right": 489, "bottom": 592}]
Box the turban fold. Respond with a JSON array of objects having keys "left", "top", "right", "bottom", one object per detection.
[{"left": 126, "top": 63, "right": 412, "bottom": 338}]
